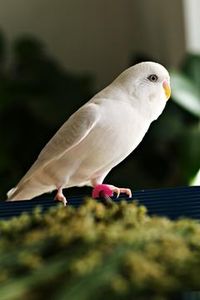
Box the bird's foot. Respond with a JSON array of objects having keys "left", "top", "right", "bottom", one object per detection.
[
  {"left": 54, "top": 188, "right": 67, "bottom": 206},
  {"left": 92, "top": 184, "right": 132, "bottom": 199}
]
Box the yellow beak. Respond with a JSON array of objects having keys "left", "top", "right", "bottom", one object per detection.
[{"left": 162, "top": 80, "right": 171, "bottom": 100}]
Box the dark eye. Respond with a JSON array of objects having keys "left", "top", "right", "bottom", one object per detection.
[{"left": 148, "top": 74, "right": 158, "bottom": 82}]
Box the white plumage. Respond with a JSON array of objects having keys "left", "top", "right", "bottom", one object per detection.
[{"left": 7, "top": 61, "right": 170, "bottom": 203}]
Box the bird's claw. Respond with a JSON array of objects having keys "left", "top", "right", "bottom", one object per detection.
[
  {"left": 117, "top": 188, "right": 132, "bottom": 198},
  {"left": 92, "top": 184, "right": 113, "bottom": 198},
  {"left": 92, "top": 184, "right": 132, "bottom": 199},
  {"left": 54, "top": 189, "right": 67, "bottom": 206}
]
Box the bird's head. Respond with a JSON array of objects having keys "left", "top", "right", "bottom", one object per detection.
[{"left": 115, "top": 61, "right": 171, "bottom": 120}]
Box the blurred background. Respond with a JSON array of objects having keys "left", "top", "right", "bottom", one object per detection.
[{"left": 0, "top": 0, "right": 200, "bottom": 199}]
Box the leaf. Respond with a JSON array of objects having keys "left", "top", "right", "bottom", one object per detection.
[
  {"left": 170, "top": 71, "right": 200, "bottom": 117},
  {"left": 176, "top": 125, "right": 200, "bottom": 183},
  {"left": 190, "top": 168, "right": 200, "bottom": 186},
  {"left": 182, "top": 54, "right": 200, "bottom": 88}
]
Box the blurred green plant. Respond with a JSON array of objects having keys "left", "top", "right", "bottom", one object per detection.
[
  {"left": 0, "top": 199, "right": 200, "bottom": 299},
  {"left": 170, "top": 54, "right": 200, "bottom": 185}
]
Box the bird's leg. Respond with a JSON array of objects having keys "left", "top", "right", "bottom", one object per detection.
[
  {"left": 54, "top": 187, "right": 67, "bottom": 206},
  {"left": 92, "top": 184, "right": 132, "bottom": 199}
]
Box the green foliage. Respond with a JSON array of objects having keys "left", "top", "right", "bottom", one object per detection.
[
  {"left": 170, "top": 53, "right": 200, "bottom": 118},
  {"left": 0, "top": 199, "right": 200, "bottom": 299},
  {"left": 170, "top": 71, "right": 200, "bottom": 117},
  {"left": 170, "top": 54, "right": 200, "bottom": 184}
]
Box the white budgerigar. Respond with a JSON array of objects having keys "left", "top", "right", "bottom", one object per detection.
[{"left": 7, "top": 61, "right": 171, "bottom": 205}]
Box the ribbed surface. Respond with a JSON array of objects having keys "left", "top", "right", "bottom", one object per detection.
[{"left": 0, "top": 186, "right": 200, "bottom": 220}]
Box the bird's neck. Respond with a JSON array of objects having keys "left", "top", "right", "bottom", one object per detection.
[
  {"left": 94, "top": 83, "right": 126, "bottom": 101},
  {"left": 93, "top": 83, "right": 166, "bottom": 123}
]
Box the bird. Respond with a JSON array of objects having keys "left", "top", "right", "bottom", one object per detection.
[{"left": 7, "top": 61, "right": 171, "bottom": 205}]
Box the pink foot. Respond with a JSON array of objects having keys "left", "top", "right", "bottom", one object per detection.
[
  {"left": 54, "top": 187, "right": 67, "bottom": 206},
  {"left": 92, "top": 184, "right": 132, "bottom": 199}
]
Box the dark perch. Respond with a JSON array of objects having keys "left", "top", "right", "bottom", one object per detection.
[{"left": 0, "top": 186, "right": 200, "bottom": 220}]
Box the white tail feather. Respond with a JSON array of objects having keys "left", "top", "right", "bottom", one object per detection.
[
  {"left": 7, "top": 187, "right": 18, "bottom": 199},
  {"left": 7, "top": 180, "right": 54, "bottom": 201}
]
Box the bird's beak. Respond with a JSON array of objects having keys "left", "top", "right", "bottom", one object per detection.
[{"left": 162, "top": 80, "right": 171, "bottom": 100}]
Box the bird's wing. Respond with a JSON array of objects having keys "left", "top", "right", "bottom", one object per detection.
[{"left": 19, "top": 103, "right": 100, "bottom": 183}]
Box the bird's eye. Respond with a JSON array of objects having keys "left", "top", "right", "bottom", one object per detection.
[{"left": 147, "top": 74, "right": 158, "bottom": 82}]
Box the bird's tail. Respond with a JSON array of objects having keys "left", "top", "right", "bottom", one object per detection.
[
  {"left": 7, "top": 180, "right": 52, "bottom": 201},
  {"left": 7, "top": 187, "right": 18, "bottom": 199}
]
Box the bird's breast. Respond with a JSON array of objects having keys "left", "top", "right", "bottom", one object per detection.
[
  {"left": 74, "top": 100, "right": 151, "bottom": 167},
  {"left": 55, "top": 99, "right": 151, "bottom": 186}
]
